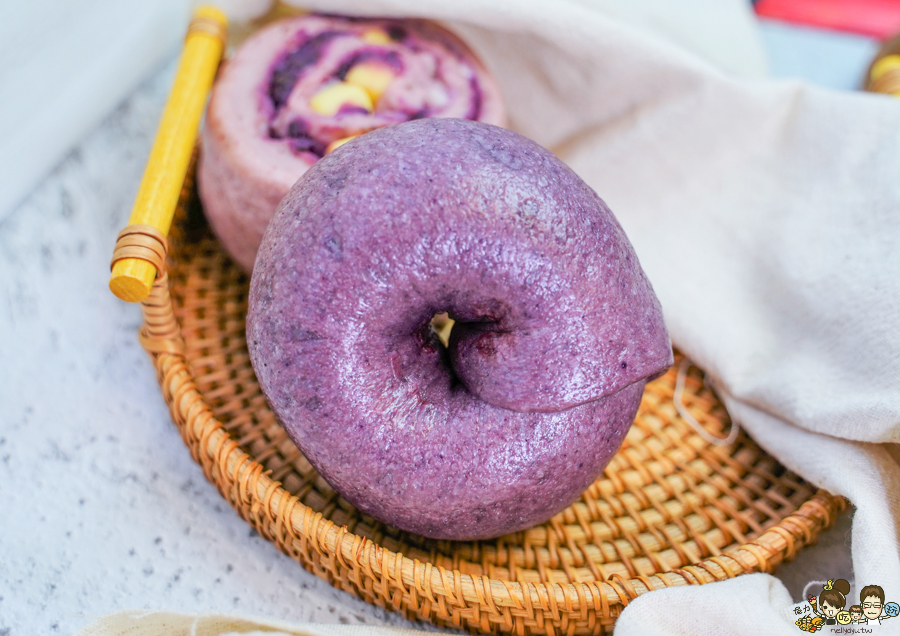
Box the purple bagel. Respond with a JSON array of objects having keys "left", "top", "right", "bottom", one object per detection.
[
  {"left": 199, "top": 14, "right": 505, "bottom": 272},
  {"left": 247, "top": 119, "right": 672, "bottom": 540}
]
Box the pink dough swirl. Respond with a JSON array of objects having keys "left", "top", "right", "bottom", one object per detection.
[{"left": 199, "top": 14, "right": 505, "bottom": 271}]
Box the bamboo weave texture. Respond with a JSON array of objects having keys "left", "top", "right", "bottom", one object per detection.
[{"left": 135, "top": 176, "right": 847, "bottom": 635}]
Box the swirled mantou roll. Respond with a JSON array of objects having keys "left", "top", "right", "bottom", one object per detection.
[
  {"left": 248, "top": 119, "right": 673, "bottom": 541},
  {"left": 199, "top": 15, "right": 506, "bottom": 271}
]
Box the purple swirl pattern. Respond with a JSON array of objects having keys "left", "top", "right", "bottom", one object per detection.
[{"left": 199, "top": 15, "right": 505, "bottom": 271}]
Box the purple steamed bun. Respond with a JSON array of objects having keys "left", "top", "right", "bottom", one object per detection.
[{"left": 247, "top": 118, "right": 672, "bottom": 540}]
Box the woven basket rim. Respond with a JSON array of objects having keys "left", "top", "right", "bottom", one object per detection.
[{"left": 128, "top": 166, "right": 847, "bottom": 634}]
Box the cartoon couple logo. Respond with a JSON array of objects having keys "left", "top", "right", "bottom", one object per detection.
[{"left": 794, "top": 579, "right": 899, "bottom": 631}]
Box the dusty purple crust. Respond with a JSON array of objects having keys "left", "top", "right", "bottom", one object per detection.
[{"left": 247, "top": 119, "right": 672, "bottom": 540}]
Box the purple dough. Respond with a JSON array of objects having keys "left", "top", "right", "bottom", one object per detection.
[{"left": 247, "top": 118, "right": 672, "bottom": 540}]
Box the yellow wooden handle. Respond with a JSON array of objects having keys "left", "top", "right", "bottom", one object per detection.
[{"left": 110, "top": 5, "right": 227, "bottom": 302}]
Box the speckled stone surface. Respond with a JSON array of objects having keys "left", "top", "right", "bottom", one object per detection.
[{"left": 0, "top": 23, "right": 861, "bottom": 634}]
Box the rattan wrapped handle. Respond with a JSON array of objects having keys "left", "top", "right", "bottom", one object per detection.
[{"left": 109, "top": 5, "right": 227, "bottom": 302}]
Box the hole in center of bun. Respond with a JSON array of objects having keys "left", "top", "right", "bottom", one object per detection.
[{"left": 429, "top": 312, "right": 455, "bottom": 348}]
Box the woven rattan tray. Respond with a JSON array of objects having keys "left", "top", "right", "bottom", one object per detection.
[{"left": 127, "top": 161, "right": 847, "bottom": 635}]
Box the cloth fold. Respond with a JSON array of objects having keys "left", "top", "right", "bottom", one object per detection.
[{"left": 614, "top": 573, "right": 798, "bottom": 635}]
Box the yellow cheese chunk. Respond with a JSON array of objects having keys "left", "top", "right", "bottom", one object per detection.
[
  {"left": 310, "top": 82, "right": 373, "bottom": 116},
  {"left": 345, "top": 62, "right": 396, "bottom": 102},
  {"left": 430, "top": 312, "right": 455, "bottom": 348},
  {"left": 361, "top": 29, "right": 392, "bottom": 45},
  {"left": 325, "top": 134, "right": 360, "bottom": 154}
]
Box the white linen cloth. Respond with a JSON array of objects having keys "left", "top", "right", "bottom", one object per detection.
[{"left": 11, "top": 0, "right": 893, "bottom": 634}]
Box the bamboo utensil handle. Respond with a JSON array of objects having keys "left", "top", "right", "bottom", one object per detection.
[{"left": 109, "top": 5, "right": 227, "bottom": 302}]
